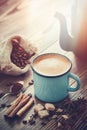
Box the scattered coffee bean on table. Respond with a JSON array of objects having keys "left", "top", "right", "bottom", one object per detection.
[
  {"left": 29, "top": 80, "right": 34, "bottom": 86},
  {"left": 28, "top": 115, "right": 33, "bottom": 122},
  {"left": 1, "top": 103, "right": 6, "bottom": 108},
  {"left": 32, "top": 113, "right": 37, "bottom": 119},
  {"left": 6, "top": 104, "right": 11, "bottom": 108},
  {"left": 22, "top": 120, "right": 27, "bottom": 125},
  {"left": 21, "top": 97, "right": 87, "bottom": 129},
  {"left": 41, "top": 120, "right": 48, "bottom": 126},
  {"left": 29, "top": 120, "right": 36, "bottom": 125}
]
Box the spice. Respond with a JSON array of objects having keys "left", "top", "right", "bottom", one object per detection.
[
  {"left": 56, "top": 97, "right": 87, "bottom": 129},
  {"left": 1, "top": 103, "right": 6, "bottom": 108},
  {"left": 62, "top": 97, "right": 87, "bottom": 115},
  {"left": 29, "top": 80, "right": 34, "bottom": 86},
  {"left": 28, "top": 115, "right": 33, "bottom": 121},
  {"left": 28, "top": 93, "right": 32, "bottom": 98},
  {"left": 41, "top": 120, "right": 48, "bottom": 126},
  {"left": 6, "top": 104, "right": 11, "bottom": 108},
  {"left": 32, "top": 113, "right": 37, "bottom": 119},
  {"left": 22, "top": 114, "right": 36, "bottom": 126},
  {"left": 11, "top": 81, "right": 24, "bottom": 94},
  {"left": 22, "top": 120, "right": 27, "bottom": 125},
  {"left": 29, "top": 120, "right": 36, "bottom": 125}
]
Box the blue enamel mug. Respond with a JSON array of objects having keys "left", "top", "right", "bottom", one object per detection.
[{"left": 31, "top": 53, "right": 80, "bottom": 102}]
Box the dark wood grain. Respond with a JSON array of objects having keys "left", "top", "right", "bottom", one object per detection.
[{"left": 0, "top": 0, "right": 87, "bottom": 130}]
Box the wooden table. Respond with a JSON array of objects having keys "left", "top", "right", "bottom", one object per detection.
[{"left": 0, "top": 0, "right": 87, "bottom": 130}]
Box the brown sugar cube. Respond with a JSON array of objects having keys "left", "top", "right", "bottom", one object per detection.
[
  {"left": 45, "top": 103, "right": 55, "bottom": 111},
  {"left": 56, "top": 108, "right": 63, "bottom": 113},
  {"left": 38, "top": 110, "right": 49, "bottom": 119},
  {"left": 34, "top": 104, "right": 44, "bottom": 113},
  {"left": 62, "top": 115, "right": 69, "bottom": 120},
  {"left": 57, "top": 122, "right": 62, "bottom": 128}
]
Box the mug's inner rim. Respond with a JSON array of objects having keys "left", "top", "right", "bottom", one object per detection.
[{"left": 31, "top": 53, "right": 72, "bottom": 77}]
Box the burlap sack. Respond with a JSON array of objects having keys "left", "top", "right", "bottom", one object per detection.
[{"left": 0, "top": 35, "right": 37, "bottom": 76}]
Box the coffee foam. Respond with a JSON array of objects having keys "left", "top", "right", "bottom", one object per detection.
[{"left": 33, "top": 54, "right": 71, "bottom": 76}]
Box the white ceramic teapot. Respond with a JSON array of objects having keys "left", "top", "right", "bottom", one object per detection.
[{"left": 55, "top": 0, "right": 87, "bottom": 60}]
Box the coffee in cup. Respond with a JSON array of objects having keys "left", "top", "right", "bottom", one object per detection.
[
  {"left": 33, "top": 53, "right": 71, "bottom": 76},
  {"left": 31, "top": 53, "right": 80, "bottom": 102}
]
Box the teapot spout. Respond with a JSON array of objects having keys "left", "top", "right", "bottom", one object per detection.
[{"left": 55, "top": 12, "right": 74, "bottom": 51}]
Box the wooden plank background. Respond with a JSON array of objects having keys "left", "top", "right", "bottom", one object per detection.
[{"left": 0, "top": 0, "right": 87, "bottom": 130}]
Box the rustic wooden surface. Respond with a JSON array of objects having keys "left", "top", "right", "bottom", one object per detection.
[{"left": 0, "top": 0, "right": 87, "bottom": 130}]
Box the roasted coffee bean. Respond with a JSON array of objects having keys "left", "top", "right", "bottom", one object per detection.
[
  {"left": 6, "top": 104, "right": 11, "bottom": 108},
  {"left": 41, "top": 121, "right": 48, "bottom": 126},
  {"left": 18, "top": 47, "right": 23, "bottom": 52},
  {"left": 28, "top": 93, "right": 32, "bottom": 98},
  {"left": 1, "top": 103, "right": 6, "bottom": 108},
  {"left": 12, "top": 38, "right": 20, "bottom": 44},
  {"left": 28, "top": 116, "right": 33, "bottom": 122},
  {"left": 31, "top": 80, "right": 34, "bottom": 83},
  {"left": 22, "top": 120, "right": 27, "bottom": 125},
  {"left": 29, "top": 120, "right": 36, "bottom": 125},
  {"left": 22, "top": 53, "right": 29, "bottom": 60},
  {"left": 29, "top": 81, "right": 34, "bottom": 86},
  {"left": 11, "top": 41, "right": 31, "bottom": 68},
  {"left": 32, "top": 113, "right": 37, "bottom": 119}
]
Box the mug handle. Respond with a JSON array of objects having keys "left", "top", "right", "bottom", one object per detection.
[{"left": 67, "top": 73, "right": 80, "bottom": 92}]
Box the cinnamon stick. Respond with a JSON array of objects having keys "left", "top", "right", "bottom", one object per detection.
[
  {"left": 17, "top": 98, "right": 34, "bottom": 117},
  {"left": 8, "top": 94, "right": 31, "bottom": 118},
  {"left": 5, "top": 93, "right": 23, "bottom": 116}
]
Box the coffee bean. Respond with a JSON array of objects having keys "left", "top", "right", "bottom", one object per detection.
[
  {"left": 11, "top": 41, "right": 31, "bottom": 68},
  {"left": 28, "top": 116, "right": 33, "bottom": 122},
  {"left": 29, "top": 120, "right": 36, "bottom": 125},
  {"left": 29, "top": 81, "right": 34, "bottom": 86},
  {"left": 22, "top": 120, "right": 27, "bottom": 125},
  {"left": 41, "top": 121, "right": 47, "bottom": 126},
  {"left": 28, "top": 93, "right": 32, "bottom": 98},
  {"left": 1, "top": 103, "right": 6, "bottom": 108},
  {"left": 32, "top": 113, "right": 37, "bottom": 119},
  {"left": 6, "top": 104, "right": 11, "bottom": 108}
]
